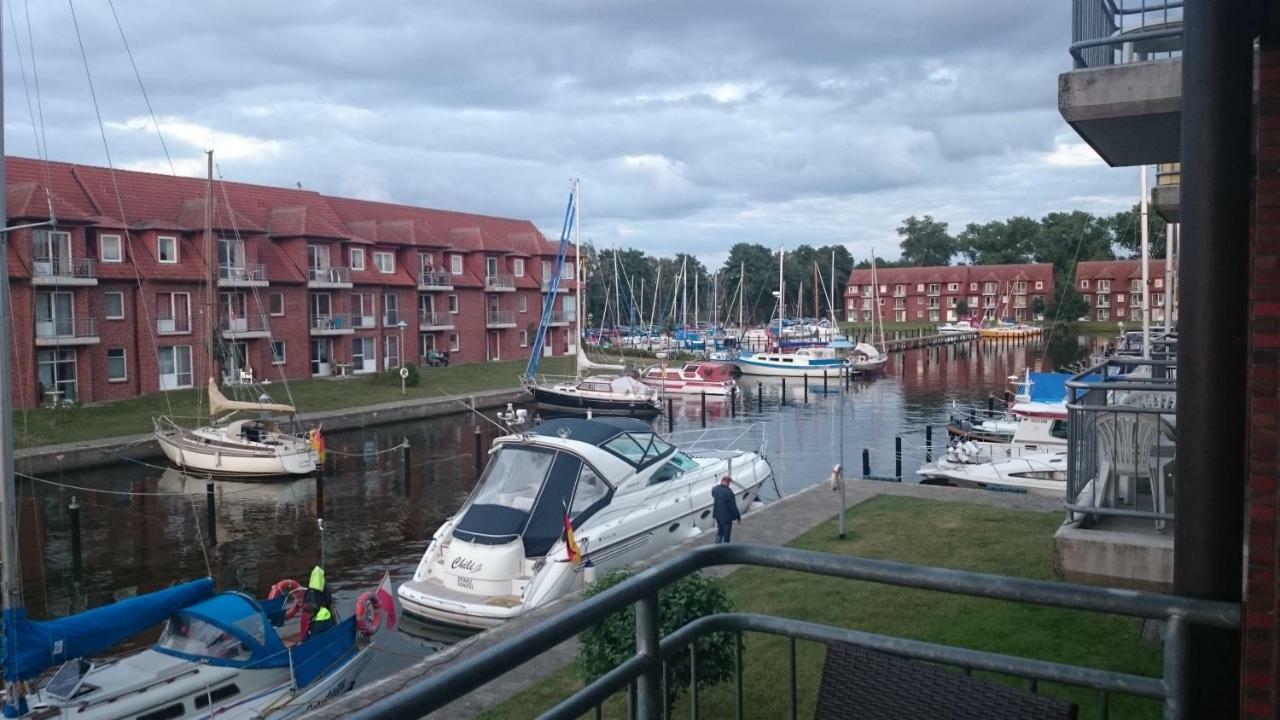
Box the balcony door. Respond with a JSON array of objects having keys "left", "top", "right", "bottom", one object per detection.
[
  {"left": 37, "top": 349, "right": 77, "bottom": 403},
  {"left": 35, "top": 291, "right": 74, "bottom": 338},
  {"left": 221, "top": 292, "right": 248, "bottom": 332},
  {"left": 33, "top": 231, "right": 71, "bottom": 275},
  {"left": 218, "top": 237, "right": 244, "bottom": 278},
  {"left": 352, "top": 337, "right": 376, "bottom": 374},
  {"left": 308, "top": 244, "right": 331, "bottom": 270},
  {"left": 310, "top": 339, "right": 332, "bottom": 376},
  {"left": 222, "top": 342, "right": 249, "bottom": 383},
  {"left": 157, "top": 293, "right": 191, "bottom": 334}
]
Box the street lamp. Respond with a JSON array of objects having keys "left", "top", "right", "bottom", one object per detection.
[{"left": 397, "top": 320, "right": 408, "bottom": 395}]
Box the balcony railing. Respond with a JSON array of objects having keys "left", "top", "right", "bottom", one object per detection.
[
  {"left": 383, "top": 312, "right": 402, "bottom": 327},
  {"left": 485, "top": 273, "right": 515, "bottom": 291},
  {"left": 419, "top": 311, "right": 452, "bottom": 328},
  {"left": 351, "top": 313, "right": 377, "bottom": 330},
  {"left": 419, "top": 270, "right": 452, "bottom": 288},
  {"left": 310, "top": 314, "right": 356, "bottom": 331},
  {"left": 1071, "top": 0, "right": 1183, "bottom": 69},
  {"left": 548, "top": 310, "right": 574, "bottom": 325},
  {"left": 219, "top": 314, "right": 269, "bottom": 334},
  {"left": 308, "top": 266, "right": 351, "bottom": 284},
  {"left": 33, "top": 257, "right": 95, "bottom": 280},
  {"left": 1065, "top": 357, "right": 1177, "bottom": 531},
  {"left": 35, "top": 317, "right": 97, "bottom": 339},
  {"left": 218, "top": 263, "right": 266, "bottom": 283},
  {"left": 486, "top": 310, "right": 516, "bottom": 326},
  {"left": 541, "top": 276, "right": 570, "bottom": 292},
  {"left": 892, "top": 289, "right": 906, "bottom": 298},
  {"left": 156, "top": 315, "right": 192, "bottom": 334}
]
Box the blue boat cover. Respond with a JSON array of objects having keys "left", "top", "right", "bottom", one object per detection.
[
  {"left": 1027, "top": 372, "right": 1072, "bottom": 404},
  {"left": 2, "top": 578, "right": 214, "bottom": 681},
  {"left": 154, "top": 592, "right": 288, "bottom": 669},
  {"left": 291, "top": 618, "right": 358, "bottom": 688}
]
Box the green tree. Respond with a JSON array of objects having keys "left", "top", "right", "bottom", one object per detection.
[
  {"left": 1106, "top": 204, "right": 1167, "bottom": 259},
  {"left": 955, "top": 298, "right": 970, "bottom": 317},
  {"left": 897, "top": 215, "right": 956, "bottom": 266},
  {"left": 578, "top": 570, "right": 736, "bottom": 711},
  {"left": 956, "top": 216, "right": 1038, "bottom": 265},
  {"left": 1032, "top": 295, "right": 1047, "bottom": 316},
  {"left": 720, "top": 243, "right": 777, "bottom": 324}
]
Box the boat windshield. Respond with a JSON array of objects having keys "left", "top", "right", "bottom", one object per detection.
[
  {"left": 469, "top": 446, "right": 554, "bottom": 512},
  {"left": 604, "top": 432, "right": 673, "bottom": 468},
  {"left": 156, "top": 613, "right": 253, "bottom": 663}
]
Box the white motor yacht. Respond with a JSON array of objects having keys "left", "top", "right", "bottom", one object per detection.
[
  {"left": 918, "top": 451, "right": 1068, "bottom": 497},
  {"left": 734, "top": 347, "right": 848, "bottom": 378},
  {"left": 398, "top": 417, "right": 772, "bottom": 629}
]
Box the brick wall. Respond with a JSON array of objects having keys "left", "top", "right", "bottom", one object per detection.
[{"left": 1244, "top": 44, "right": 1280, "bottom": 720}]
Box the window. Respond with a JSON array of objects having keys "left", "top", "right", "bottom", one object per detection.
[
  {"left": 37, "top": 349, "right": 78, "bottom": 403},
  {"left": 571, "top": 466, "right": 609, "bottom": 516},
  {"left": 137, "top": 703, "right": 185, "bottom": 720},
  {"left": 448, "top": 294, "right": 459, "bottom": 314},
  {"left": 156, "top": 292, "right": 192, "bottom": 334},
  {"left": 373, "top": 251, "right": 394, "bottom": 274},
  {"left": 1035, "top": 281, "right": 1044, "bottom": 290},
  {"left": 1117, "top": 294, "right": 1125, "bottom": 303},
  {"left": 451, "top": 255, "right": 464, "bottom": 275},
  {"left": 350, "top": 247, "right": 366, "bottom": 271},
  {"left": 520, "top": 329, "right": 529, "bottom": 347},
  {"left": 269, "top": 292, "right": 284, "bottom": 316},
  {"left": 1080, "top": 280, "right": 1089, "bottom": 288},
  {"left": 449, "top": 333, "right": 460, "bottom": 352},
  {"left": 383, "top": 293, "right": 399, "bottom": 325},
  {"left": 105, "top": 292, "right": 124, "bottom": 320},
  {"left": 485, "top": 257, "right": 499, "bottom": 277},
  {"left": 100, "top": 234, "right": 123, "bottom": 263},
  {"left": 158, "top": 346, "right": 193, "bottom": 389},
  {"left": 272, "top": 341, "right": 286, "bottom": 364},
  {"left": 352, "top": 337, "right": 376, "bottom": 373},
  {"left": 157, "top": 236, "right": 178, "bottom": 263},
  {"left": 107, "top": 348, "right": 127, "bottom": 382},
  {"left": 916, "top": 284, "right": 924, "bottom": 292},
  {"left": 385, "top": 336, "right": 401, "bottom": 369},
  {"left": 519, "top": 295, "right": 528, "bottom": 313},
  {"left": 194, "top": 684, "right": 241, "bottom": 709},
  {"left": 513, "top": 258, "right": 525, "bottom": 277},
  {"left": 947, "top": 282, "right": 959, "bottom": 291}
]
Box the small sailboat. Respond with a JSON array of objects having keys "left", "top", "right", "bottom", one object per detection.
[{"left": 850, "top": 255, "right": 889, "bottom": 376}]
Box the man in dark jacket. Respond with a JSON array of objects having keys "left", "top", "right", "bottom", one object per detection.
[{"left": 711, "top": 475, "right": 742, "bottom": 544}]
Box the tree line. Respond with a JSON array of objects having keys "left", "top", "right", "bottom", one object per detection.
[{"left": 576, "top": 205, "right": 1162, "bottom": 328}]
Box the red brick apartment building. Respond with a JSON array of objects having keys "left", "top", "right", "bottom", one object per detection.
[
  {"left": 1074, "top": 259, "right": 1177, "bottom": 323},
  {"left": 5, "top": 157, "right": 578, "bottom": 409},
  {"left": 844, "top": 263, "right": 1054, "bottom": 323}
]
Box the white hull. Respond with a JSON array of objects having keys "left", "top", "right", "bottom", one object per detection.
[
  {"left": 734, "top": 362, "right": 846, "bottom": 378},
  {"left": 918, "top": 452, "right": 1067, "bottom": 497},
  {"left": 155, "top": 428, "right": 317, "bottom": 477},
  {"left": 641, "top": 380, "right": 733, "bottom": 396}
]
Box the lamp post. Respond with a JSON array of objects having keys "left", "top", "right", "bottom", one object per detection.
[{"left": 397, "top": 320, "right": 408, "bottom": 395}]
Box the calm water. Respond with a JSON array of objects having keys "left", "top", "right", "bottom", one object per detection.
[{"left": 10, "top": 333, "right": 1094, "bottom": 680}]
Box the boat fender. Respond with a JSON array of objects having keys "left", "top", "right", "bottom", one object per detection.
[
  {"left": 268, "top": 579, "right": 305, "bottom": 619},
  {"left": 355, "top": 591, "right": 383, "bottom": 635}
]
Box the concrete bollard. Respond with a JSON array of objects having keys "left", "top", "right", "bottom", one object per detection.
[{"left": 206, "top": 480, "right": 218, "bottom": 546}]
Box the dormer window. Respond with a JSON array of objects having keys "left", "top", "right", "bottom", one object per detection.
[
  {"left": 100, "top": 234, "right": 123, "bottom": 263},
  {"left": 157, "top": 236, "right": 178, "bottom": 264},
  {"left": 451, "top": 255, "right": 464, "bottom": 275}
]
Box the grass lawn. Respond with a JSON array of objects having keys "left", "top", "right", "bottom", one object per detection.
[
  {"left": 14, "top": 356, "right": 578, "bottom": 449},
  {"left": 477, "top": 496, "right": 1162, "bottom": 720}
]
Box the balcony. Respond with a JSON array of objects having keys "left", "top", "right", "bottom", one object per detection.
[
  {"left": 307, "top": 266, "right": 352, "bottom": 288},
  {"left": 1060, "top": 0, "right": 1182, "bottom": 166},
  {"left": 892, "top": 289, "right": 906, "bottom": 298},
  {"left": 310, "top": 314, "right": 356, "bottom": 335},
  {"left": 547, "top": 310, "right": 573, "bottom": 326},
  {"left": 541, "top": 276, "right": 570, "bottom": 293},
  {"left": 217, "top": 263, "right": 268, "bottom": 288},
  {"left": 219, "top": 314, "right": 272, "bottom": 340},
  {"left": 156, "top": 315, "right": 192, "bottom": 335},
  {"left": 485, "top": 274, "right": 515, "bottom": 292},
  {"left": 351, "top": 313, "right": 377, "bottom": 330},
  {"left": 383, "top": 311, "right": 404, "bottom": 327},
  {"left": 418, "top": 270, "right": 453, "bottom": 291},
  {"left": 419, "top": 311, "right": 454, "bottom": 331},
  {"left": 35, "top": 317, "right": 99, "bottom": 346},
  {"left": 486, "top": 310, "right": 517, "bottom": 328},
  {"left": 1153, "top": 162, "right": 1180, "bottom": 222},
  {"left": 31, "top": 257, "right": 97, "bottom": 286}
]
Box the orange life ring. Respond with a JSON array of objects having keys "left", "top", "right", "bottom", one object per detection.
[
  {"left": 269, "top": 579, "right": 305, "bottom": 619},
  {"left": 355, "top": 591, "right": 382, "bottom": 635}
]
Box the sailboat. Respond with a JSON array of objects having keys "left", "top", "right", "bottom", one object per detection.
[
  {"left": 735, "top": 247, "right": 849, "bottom": 378},
  {"left": 152, "top": 152, "right": 318, "bottom": 478},
  {"left": 0, "top": 28, "right": 371, "bottom": 719},
  {"left": 849, "top": 255, "right": 888, "bottom": 376},
  {"left": 522, "top": 181, "right": 661, "bottom": 417}
]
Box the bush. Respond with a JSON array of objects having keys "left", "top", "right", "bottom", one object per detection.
[
  {"left": 374, "top": 362, "right": 421, "bottom": 387},
  {"left": 577, "top": 570, "right": 736, "bottom": 710}
]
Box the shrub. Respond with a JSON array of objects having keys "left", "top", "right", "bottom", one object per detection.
[
  {"left": 374, "top": 362, "right": 421, "bottom": 387},
  {"left": 577, "top": 570, "right": 735, "bottom": 710}
]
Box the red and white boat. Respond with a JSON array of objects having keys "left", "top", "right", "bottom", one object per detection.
[{"left": 640, "top": 362, "right": 736, "bottom": 396}]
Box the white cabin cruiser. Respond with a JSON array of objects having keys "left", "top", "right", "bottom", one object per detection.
[
  {"left": 918, "top": 451, "right": 1068, "bottom": 497},
  {"left": 734, "top": 347, "right": 848, "bottom": 378},
  {"left": 398, "top": 417, "right": 772, "bottom": 629}
]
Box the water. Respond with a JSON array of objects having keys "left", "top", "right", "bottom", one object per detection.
[{"left": 10, "top": 335, "right": 1095, "bottom": 681}]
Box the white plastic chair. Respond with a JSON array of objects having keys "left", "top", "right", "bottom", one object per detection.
[{"left": 1095, "top": 412, "right": 1163, "bottom": 530}]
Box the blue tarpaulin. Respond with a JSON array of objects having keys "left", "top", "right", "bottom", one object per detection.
[{"left": 2, "top": 578, "right": 214, "bottom": 681}]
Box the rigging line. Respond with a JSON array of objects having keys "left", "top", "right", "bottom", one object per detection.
[
  {"left": 65, "top": 0, "right": 176, "bottom": 418},
  {"left": 105, "top": 0, "right": 176, "bottom": 177},
  {"left": 20, "top": 0, "right": 54, "bottom": 217},
  {"left": 186, "top": 495, "right": 214, "bottom": 580},
  {"left": 1037, "top": 214, "right": 1096, "bottom": 366}
]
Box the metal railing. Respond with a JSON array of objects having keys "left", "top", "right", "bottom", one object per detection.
[
  {"left": 310, "top": 314, "right": 355, "bottom": 331},
  {"left": 351, "top": 313, "right": 377, "bottom": 330},
  {"left": 419, "top": 270, "right": 452, "bottom": 288},
  {"left": 218, "top": 263, "right": 266, "bottom": 282},
  {"left": 383, "top": 311, "right": 402, "bottom": 327},
  {"left": 419, "top": 311, "right": 451, "bottom": 327},
  {"left": 541, "top": 276, "right": 570, "bottom": 292},
  {"left": 486, "top": 273, "right": 515, "bottom": 291},
  {"left": 219, "top": 314, "right": 269, "bottom": 333},
  {"left": 36, "top": 317, "right": 97, "bottom": 339},
  {"left": 32, "top": 257, "right": 95, "bottom": 280},
  {"left": 486, "top": 310, "right": 516, "bottom": 326},
  {"left": 1066, "top": 358, "right": 1178, "bottom": 530},
  {"left": 547, "top": 310, "right": 574, "bottom": 324},
  {"left": 308, "top": 266, "right": 351, "bottom": 284},
  {"left": 155, "top": 314, "right": 191, "bottom": 334},
  {"left": 1071, "top": 0, "right": 1183, "bottom": 69},
  {"left": 348, "top": 543, "right": 1238, "bottom": 720}
]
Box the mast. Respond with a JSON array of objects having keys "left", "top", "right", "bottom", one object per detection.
[
  {"left": 694, "top": 268, "right": 699, "bottom": 331},
  {"left": 1140, "top": 164, "right": 1151, "bottom": 358},
  {"left": 0, "top": 16, "right": 24, "bottom": 713},
  {"left": 777, "top": 247, "right": 785, "bottom": 337},
  {"left": 203, "top": 150, "right": 215, "bottom": 417},
  {"left": 612, "top": 246, "right": 621, "bottom": 333},
  {"left": 650, "top": 265, "right": 661, "bottom": 334},
  {"left": 812, "top": 261, "right": 819, "bottom": 326},
  {"left": 738, "top": 261, "right": 744, "bottom": 331},
  {"left": 871, "top": 252, "right": 885, "bottom": 348},
  {"left": 1166, "top": 222, "right": 1177, "bottom": 332},
  {"left": 681, "top": 256, "right": 688, "bottom": 334},
  {"left": 829, "top": 249, "right": 838, "bottom": 328},
  {"left": 712, "top": 272, "right": 718, "bottom": 331},
  {"left": 574, "top": 179, "right": 582, "bottom": 377}
]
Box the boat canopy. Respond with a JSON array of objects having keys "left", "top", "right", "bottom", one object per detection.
[
  {"left": 533, "top": 417, "right": 654, "bottom": 446},
  {"left": 2, "top": 578, "right": 215, "bottom": 681},
  {"left": 208, "top": 378, "right": 297, "bottom": 417}
]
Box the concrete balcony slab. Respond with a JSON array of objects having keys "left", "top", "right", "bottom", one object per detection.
[{"left": 1058, "top": 58, "right": 1181, "bottom": 167}]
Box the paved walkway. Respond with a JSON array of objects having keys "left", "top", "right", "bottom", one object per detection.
[{"left": 310, "top": 479, "right": 1060, "bottom": 719}]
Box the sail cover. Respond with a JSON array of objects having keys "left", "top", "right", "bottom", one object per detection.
[
  {"left": 577, "top": 345, "right": 625, "bottom": 372},
  {"left": 208, "top": 378, "right": 296, "bottom": 416},
  {"left": 3, "top": 578, "right": 214, "bottom": 681}
]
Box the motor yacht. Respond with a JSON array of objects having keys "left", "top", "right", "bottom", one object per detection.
[
  {"left": 733, "top": 347, "right": 848, "bottom": 378},
  {"left": 639, "top": 362, "right": 736, "bottom": 396},
  {"left": 918, "top": 451, "right": 1068, "bottom": 497},
  {"left": 398, "top": 417, "right": 772, "bottom": 629}
]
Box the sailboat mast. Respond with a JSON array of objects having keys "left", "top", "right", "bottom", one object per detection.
[
  {"left": 738, "top": 261, "right": 744, "bottom": 330},
  {"left": 812, "top": 262, "right": 819, "bottom": 325},
  {"left": 1140, "top": 164, "right": 1151, "bottom": 358},
  {"left": 612, "top": 246, "right": 621, "bottom": 332},
  {"left": 204, "top": 151, "right": 215, "bottom": 411},
  {"left": 694, "top": 268, "right": 699, "bottom": 330},
  {"left": 650, "top": 265, "right": 661, "bottom": 333},
  {"left": 0, "top": 17, "right": 25, "bottom": 713},
  {"left": 681, "top": 256, "right": 688, "bottom": 332},
  {"left": 573, "top": 180, "right": 582, "bottom": 372},
  {"left": 712, "top": 272, "right": 718, "bottom": 330},
  {"left": 778, "top": 247, "right": 785, "bottom": 336}
]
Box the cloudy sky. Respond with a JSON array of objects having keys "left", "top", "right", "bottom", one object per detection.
[{"left": 2, "top": 1, "right": 1138, "bottom": 267}]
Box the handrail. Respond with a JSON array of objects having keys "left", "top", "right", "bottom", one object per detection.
[
  {"left": 346, "top": 543, "right": 1238, "bottom": 719},
  {"left": 1070, "top": 0, "right": 1183, "bottom": 68}
]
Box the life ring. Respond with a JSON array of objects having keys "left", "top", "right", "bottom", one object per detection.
[
  {"left": 355, "top": 591, "right": 382, "bottom": 635},
  {"left": 268, "top": 579, "right": 304, "bottom": 619}
]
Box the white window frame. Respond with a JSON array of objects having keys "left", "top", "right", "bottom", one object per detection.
[
  {"left": 157, "top": 236, "right": 179, "bottom": 264},
  {"left": 373, "top": 251, "right": 394, "bottom": 274},
  {"left": 519, "top": 295, "right": 528, "bottom": 313},
  {"left": 350, "top": 247, "right": 366, "bottom": 271},
  {"left": 520, "top": 329, "right": 529, "bottom": 347},
  {"left": 513, "top": 258, "right": 525, "bottom": 277},
  {"left": 384, "top": 335, "right": 401, "bottom": 369},
  {"left": 100, "top": 234, "right": 123, "bottom": 263},
  {"left": 106, "top": 347, "right": 127, "bottom": 382},
  {"left": 104, "top": 291, "right": 125, "bottom": 320},
  {"left": 272, "top": 340, "right": 287, "bottom": 365},
  {"left": 269, "top": 292, "right": 285, "bottom": 317},
  {"left": 947, "top": 282, "right": 959, "bottom": 292},
  {"left": 451, "top": 255, "right": 464, "bottom": 275},
  {"left": 448, "top": 294, "right": 459, "bottom": 314},
  {"left": 1035, "top": 281, "right": 1044, "bottom": 290},
  {"left": 449, "top": 333, "right": 460, "bottom": 352},
  {"left": 158, "top": 345, "right": 193, "bottom": 389}
]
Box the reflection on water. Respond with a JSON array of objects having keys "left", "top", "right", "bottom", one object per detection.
[{"left": 12, "top": 335, "right": 1099, "bottom": 679}]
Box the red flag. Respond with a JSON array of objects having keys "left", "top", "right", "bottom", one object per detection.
[
  {"left": 563, "top": 513, "right": 581, "bottom": 565},
  {"left": 375, "top": 570, "right": 397, "bottom": 630}
]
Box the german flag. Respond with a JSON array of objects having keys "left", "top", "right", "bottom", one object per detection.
[{"left": 563, "top": 512, "right": 581, "bottom": 565}]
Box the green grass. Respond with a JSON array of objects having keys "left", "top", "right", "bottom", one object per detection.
[
  {"left": 15, "top": 356, "right": 577, "bottom": 449},
  {"left": 477, "top": 496, "right": 1162, "bottom": 720}
]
